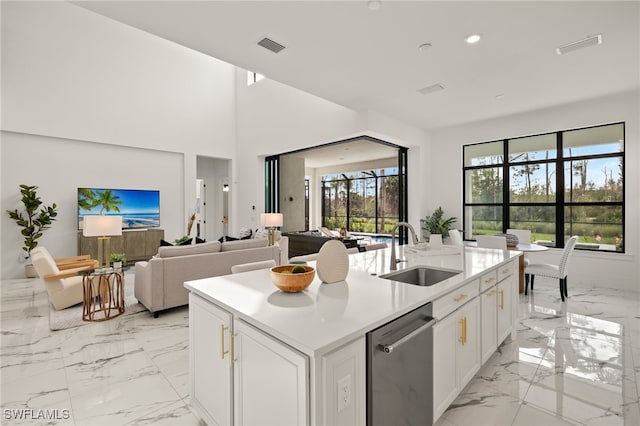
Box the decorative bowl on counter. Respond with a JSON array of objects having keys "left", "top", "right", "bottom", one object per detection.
[{"left": 270, "top": 265, "right": 315, "bottom": 293}]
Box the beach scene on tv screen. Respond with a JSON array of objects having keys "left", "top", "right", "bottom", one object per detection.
[{"left": 78, "top": 188, "right": 160, "bottom": 229}]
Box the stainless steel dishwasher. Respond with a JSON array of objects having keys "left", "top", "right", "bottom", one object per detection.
[{"left": 366, "top": 303, "right": 435, "bottom": 426}]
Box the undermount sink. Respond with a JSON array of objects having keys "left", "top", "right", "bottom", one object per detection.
[{"left": 380, "top": 267, "right": 461, "bottom": 287}]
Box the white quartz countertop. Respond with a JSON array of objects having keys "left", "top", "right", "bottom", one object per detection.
[{"left": 185, "top": 245, "right": 521, "bottom": 357}]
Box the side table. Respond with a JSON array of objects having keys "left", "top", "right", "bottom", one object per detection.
[{"left": 82, "top": 268, "right": 125, "bottom": 321}]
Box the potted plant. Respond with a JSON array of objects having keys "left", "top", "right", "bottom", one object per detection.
[
  {"left": 6, "top": 184, "right": 58, "bottom": 277},
  {"left": 110, "top": 253, "right": 126, "bottom": 269},
  {"left": 423, "top": 207, "right": 456, "bottom": 239}
]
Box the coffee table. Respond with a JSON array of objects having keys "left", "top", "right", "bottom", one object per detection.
[{"left": 81, "top": 268, "right": 125, "bottom": 321}]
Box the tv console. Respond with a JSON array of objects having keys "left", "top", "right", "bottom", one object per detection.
[{"left": 77, "top": 228, "right": 164, "bottom": 265}]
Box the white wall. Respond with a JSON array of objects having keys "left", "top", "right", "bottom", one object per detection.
[
  {"left": 233, "top": 69, "right": 429, "bottom": 235},
  {"left": 0, "top": 1, "right": 237, "bottom": 278},
  {"left": 1, "top": 132, "right": 184, "bottom": 278},
  {"left": 1, "top": 1, "right": 236, "bottom": 155},
  {"left": 279, "top": 155, "right": 306, "bottom": 232},
  {"left": 233, "top": 70, "right": 366, "bottom": 233},
  {"left": 429, "top": 91, "right": 639, "bottom": 290}
]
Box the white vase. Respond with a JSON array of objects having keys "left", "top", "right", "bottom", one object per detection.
[
  {"left": 25, "top": 264, "right": 37, "bottom": 278},
  {"left": 429, "top": 234, "right": 443, "bottom": 250},
  {"left": 316, "top": 240, "right": 349, "bottom": 284},
  {"left": 113, "top": 261, "right": 123, "bottom": 269}
]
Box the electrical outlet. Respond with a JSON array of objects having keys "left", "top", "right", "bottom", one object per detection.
[{"left": 337, "top": 374, "right": 351, "bottom": 412}]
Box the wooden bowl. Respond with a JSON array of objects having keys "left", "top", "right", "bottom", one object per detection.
[{"left": 270, "top": 265, "right": 315, "bottom": 293}]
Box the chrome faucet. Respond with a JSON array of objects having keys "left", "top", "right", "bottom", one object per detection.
[{"left": 390, "top": 222, "right": 419, "bottom": 270}]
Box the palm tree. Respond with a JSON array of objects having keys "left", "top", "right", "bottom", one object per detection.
[
  {"left": 95, "top": 189, "right": 123, "bottom": 214},
  {"left": 78, "top": 189, "right": 123, "bottom": 214}
]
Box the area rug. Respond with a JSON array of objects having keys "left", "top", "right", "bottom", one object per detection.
[{"left": 49, "top": 273, "right": 147, "bottom": 331}]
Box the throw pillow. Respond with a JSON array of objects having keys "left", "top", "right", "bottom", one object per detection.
[
  {"left": 195, "top": 237, "right": 206, "bottom": 244},
  {"left": 217, "top": 235, "right": 239, "bottom": 243},
  {"left": 239, "top": 227, "right": 252, "bottom": 239},
  {"left": 160, "top": 239, "right": 173, "bottom": 246},
  {"left": 178, "top": 238, "right": 193, "bottom": 246},
  {"left": 254, "top": 228, "right": 269, "bottom": 239}
]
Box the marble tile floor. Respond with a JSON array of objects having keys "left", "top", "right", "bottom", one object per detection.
[{"left": 1, "top": 273, "right": 639, "bottom": 426}]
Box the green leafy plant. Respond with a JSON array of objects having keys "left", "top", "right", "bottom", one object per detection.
[
  {"left": 424, "top": 207, "right": 456, "bottom": 236},
  {"left": 174, "top": 236, "right": 190, "bottom": 245},
  {"left": 110, "top": 253, "right": 126, "bottom": 263},
  {"left": 6, "top": 184, "right": 58, "bottom": 255}
]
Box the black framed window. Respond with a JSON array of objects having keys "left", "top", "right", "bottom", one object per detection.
[
  {"left": 463, "top": 122, "right": 624, "bottom": 252},
  {"left": 321, "top": 167, "right": 399, "bottom": 234}
]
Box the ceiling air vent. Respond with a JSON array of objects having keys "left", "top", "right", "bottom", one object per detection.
[
  {"left": 417, "top": 83, "right": 445, "bottom": 95},
  {"left": 258, "top": 37, "right": 286, "bottom": 54},
  {"left": 556, "top": 34, "right": 602, "bottom": 55}
]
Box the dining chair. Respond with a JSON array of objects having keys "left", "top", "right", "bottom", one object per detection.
[
  {"left": 447, "top": 229, "right": 464, "bottom": 246},
  {"left": 507, "top": 228, "right": 532, "bottom": 270},
  {"left": 476, "top": 235, "right": 508, "bottom": 250},
  {"left": 525, "top": 235, "right": 579, "bottom": 302},
  {"left": 506, "top": 228, "right": 531, "bottom": 245}
]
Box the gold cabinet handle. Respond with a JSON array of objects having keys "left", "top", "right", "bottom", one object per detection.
[
  {"left": 459, "top": 317, "right": 467, "bottom": 345},
  {"left": 230, "top": 332, "right": 238, "bottom": 368},
  {"left": 220, "top": 325, "right": 229, "bottom": 359},
  {"left": 454, "top": 293, "right": 467, "bottom": 302},
  {"left": 486, "top": 277, "right": 496, "bottom": 284},
  {"left": 499, "top": 290, "right": 504, "bottom": 310},
  {"left": 464, "top": 317, "right": 467, "bottom": 345}
]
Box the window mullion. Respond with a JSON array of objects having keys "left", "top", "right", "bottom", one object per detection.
[
  {"left": 503, "top": 139, "right": 509, "bottom": 233},
  {"left": 556, "top": 131, "right": 564, "bottom": 247}
]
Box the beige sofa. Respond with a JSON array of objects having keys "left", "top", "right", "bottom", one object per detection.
[{"left": 134, "top": 237, "right": 288, "bottom": 317}]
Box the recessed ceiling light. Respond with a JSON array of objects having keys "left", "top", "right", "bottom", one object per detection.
[
  {"left": 368, "top": 1, "right": 381, "bottom": 11},
  {"left": 465, "top": 34, "right": 481, "bottom": 44},
  {"left": 556, "top": 34, "right": 602, "bottom": 55},
  {"left": 418, "top": 43, "right": 432, "bottom": 52},
  {"left": 495, "top": 94, "right": 505, "bottom": 100}
]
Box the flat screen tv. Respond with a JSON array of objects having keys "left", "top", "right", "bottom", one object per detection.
[{"left": 78, "top": 188, "right": 160, "bottom": 230}]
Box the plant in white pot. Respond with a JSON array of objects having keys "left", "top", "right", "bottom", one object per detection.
[
  {"left": 423, "top": 207, "right": 456, "bottom": 242},
  {"left": 6, "top": 184, "right": 58, "bottom": 277},
  {"left": 110, "top": 253, "right": 126, "bottom": 269}
]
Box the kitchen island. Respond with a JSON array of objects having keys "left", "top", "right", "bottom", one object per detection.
[{"left": 185, "top": 245, "right": 521, "bottom": 425}]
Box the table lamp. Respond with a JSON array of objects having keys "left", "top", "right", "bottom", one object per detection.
[
  {"left": 260, "top": 213, "right": 283, "bottom": 246},
  {"left": 83, "top": 215, "right": 123, "bottom": 269}
]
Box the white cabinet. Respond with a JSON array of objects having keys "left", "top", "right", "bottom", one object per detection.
[
  {"left": 497, "top": 275, "right": 514, "bottom": 344},
  {"left": 433, "top": 297, "right": 480, "bottom": 422},
  {"left": 190, "top": 294, "right": 232, "bottom": 426},
  {"left": 190, "top": 294, "right": 309, "bottom": 425},
  {"left": 480, "top": 285, "right": 498, "bottom": 364},
  {"left": 233, "top": 320, "right": 308, "bottom": 425},
  {"left": 480, "top": 260, "right": 516, "bottom": 365}
]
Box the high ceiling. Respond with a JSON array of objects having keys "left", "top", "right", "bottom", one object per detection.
[{"left": 73, "top": 0, "right": 639, "bottom": 133}]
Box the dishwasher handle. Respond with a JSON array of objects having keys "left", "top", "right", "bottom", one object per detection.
[{"left": 379, "top": 317, "right": 436, "bottom": 354}]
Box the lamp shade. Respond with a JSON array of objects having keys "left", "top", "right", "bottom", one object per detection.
[
  {"left": 260, "top": 213, "right": 283, "bottom": 228},
  {"left": 83, "top": 215, "right": 123, "bottom": 237}
]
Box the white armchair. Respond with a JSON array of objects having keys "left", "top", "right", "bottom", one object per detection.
[{"left": 30, "top": 247, "right": 98, "bottom": 310}]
